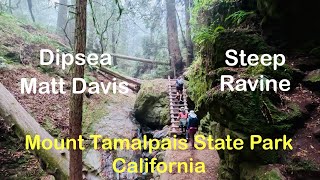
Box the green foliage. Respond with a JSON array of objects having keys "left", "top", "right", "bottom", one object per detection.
[
  {"left": 194, "top": 25, "right": 225, "bottom": 46},
  {"left": 288, "top": 159, "right": 320, "bottom": 172},
  {"left": 225, "top": 10, "right": 254, "bottom": 25}
]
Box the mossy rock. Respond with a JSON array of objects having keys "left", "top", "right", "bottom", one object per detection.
[
  {"left": 303, "top": 69, "right": 320, "bottom": 92},
  {"left": 245, "top": 61, "right": 294, "bottom": 81},
  {"left": 134, "top": 79, "right": 170, "bottom": 129},
  {"left": 205, "top": 90, "right": 302, "bottom": 136},
  {"left": 200, "top": 30, "right": 273, "bottom": 70},
  {"left": 240, "top": 163, "right": 285, "bottom": 180}
]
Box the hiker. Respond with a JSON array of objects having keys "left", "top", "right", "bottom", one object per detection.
[
  {"left": 176, "top": 76, "right": 184, "bottom": 102},
  {"left": 177, "top": 107, "right": 188, "bottom": 134},
  {"left": 187, "top": 110, "right": 199, "bottom": 149}
]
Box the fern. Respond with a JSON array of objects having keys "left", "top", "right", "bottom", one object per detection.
[
  {"left": 225, "top": 10, "right": 254, "bottom": 25},
  {"left": 194, "top": 25, "right": 225, "bottom": 46}
]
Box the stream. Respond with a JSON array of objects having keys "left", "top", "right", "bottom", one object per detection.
[{"left": 83, "top": 93, "right": 143, "bottom": 180}]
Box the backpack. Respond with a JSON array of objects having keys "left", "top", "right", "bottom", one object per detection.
[{"left": 176, "top": 79, "right": 183, "bottom": 88}]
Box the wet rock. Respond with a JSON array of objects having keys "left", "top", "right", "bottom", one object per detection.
[
  {"left": 134, "top": 79, "right": 170, "bottom": 129},
  {"left": 83, "top": 149, "right": 102, "bottom": 173},
  {"left": 153, "top": 125, "right": 170, "bottom": 139}
]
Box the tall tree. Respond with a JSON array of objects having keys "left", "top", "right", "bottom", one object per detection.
[
  {"left": 184, "top": 0, "right": 194, "bottom": 66},
  {"left": 166, "top": 0, "right": 183, "bottom": 77},
  {"left": 56, "top": 0, "right": 68, "bottom": 36},
  {"left": 27, "top": 0, "right": 35, "bottom": 22},
  {"left": 69, "top": 0, "right": 87, "bottom": 179}
]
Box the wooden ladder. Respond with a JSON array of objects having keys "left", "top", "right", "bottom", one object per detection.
[{"left": 168, "top": 76, "right": 188, "bottom": 136}]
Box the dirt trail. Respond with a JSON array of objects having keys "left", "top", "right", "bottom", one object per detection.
[{"left": 160, "top": 147, "right": 220, "bottom": 180}]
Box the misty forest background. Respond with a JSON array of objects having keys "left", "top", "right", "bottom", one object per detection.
[
  {"left": 1, "top": 0, "right": 191, "bottom": 79},
  {"left": 0, "top": 0, "right": 320, "bottom": 180}
]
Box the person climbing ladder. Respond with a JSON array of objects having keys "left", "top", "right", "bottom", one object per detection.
[
  {"left": 177, "top": 107, "right": 188, "bottom": 134},
  {"left": 176, "top": 76, "right": 184, "bottom": 102},
  {"left": 187, "top": 110, "right": 200, "bottom": 150}
]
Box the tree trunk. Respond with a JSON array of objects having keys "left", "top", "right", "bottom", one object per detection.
[
  {"left": 111, "top": 27, "right": 118, "bottom": 66},
  {"left": 8, "top": 0, "right": 12, "bottom": 14},
  {"left": 185, "top": 0, "right": 194, "bottom": 66},
  {"left": 67, "top": 0, "right": 76, "bottom": 46},
  {"left": 69, "top": 0, "right": 87, "bottom": 179},
  {"left": 56, "top": 0, "right": 68, "bottom": 37},
  {"left": 166, "top": 0, "right": 183, "bottom": 77},
  {"left": 27, "top": 0, "right": 35, "bottom": 22},
  {"left": 0, "top": 83, "right": 69, "bottom": 179}
]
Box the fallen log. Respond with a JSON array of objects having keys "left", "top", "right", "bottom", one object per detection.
[
  {"left": 110, "top": 53, "right": 170, "bottom": 66},
  {"left": 97, "top": 70, "right": 139, "bottom": 92},
  {"left": 0, "top": 83, "right": 69, "bottom": 179},
  {"left": 96, "top": 66, "right": 141, "bottom": 92}
]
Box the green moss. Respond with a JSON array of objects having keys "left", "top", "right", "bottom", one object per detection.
[
  {"left": 134, "top": 79, "right": 170, "bottom": 128},
  {"left": 288, "top": 159, "right": 320, "bottom": 172},
  {"left": 82, "top": 97, "right": 108, "bottom": 136},
  {"left": 187, "top": 57, "right": 212, "bottom": 110},
  {"left": 42, "top": 117, "right": 62, "bottom": 138},
  {"left": 304, "top": 69, "right": 320, "bottom": 82},
  {"left": 240, "top": 163, "right": 285, "bottom": 180},
  {"left": 246, "top": 61, "right": 294, "bottom": 81}
]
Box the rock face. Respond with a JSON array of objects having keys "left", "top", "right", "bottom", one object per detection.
[
  {"left": 189, "top": 0, "right": 319, "bottom": 179},
  {"left": 134, "top": 79, "right": 170, "bottom": 129},
  {"left": 257, "top": 0, "right": 320, "bottom": 48}
]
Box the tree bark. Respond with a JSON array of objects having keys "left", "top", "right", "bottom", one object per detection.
[
  {"left": 111, "top": 27, "right": 118, "bottom": 66},
  {"left": 184, "top": 0, "right": 194, "bottom": 66},
  {"left": 166, "top": 0, "right": 183, "bottom": 77},
  {"left": 27, "top": 0, "right": 35, "bottom": 22},
  {"left": 56, "top": 0, "right": 68, "bottom": 36},
  {"left": 69, "top": 0, "right": 87, "bottom": 179},
  {"left": 0, "top": 83, "right": 69, "bottom": 179}
]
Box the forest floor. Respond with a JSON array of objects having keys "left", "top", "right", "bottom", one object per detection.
[{"left": 0, "top": 65, "right": 116, "bottom": 179}]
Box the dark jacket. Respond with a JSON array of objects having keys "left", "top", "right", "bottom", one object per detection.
[{"left": 187, "top": 116, "right": 199, "bottom": 129}]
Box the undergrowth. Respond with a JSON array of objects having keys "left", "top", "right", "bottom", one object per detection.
[{"left": 225, "top": 10, "right": 254, "bottom": 25}]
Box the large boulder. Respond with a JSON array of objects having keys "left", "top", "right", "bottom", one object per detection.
[{"left": 134, "top": 79, "right": 170, "bottom": 129}]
